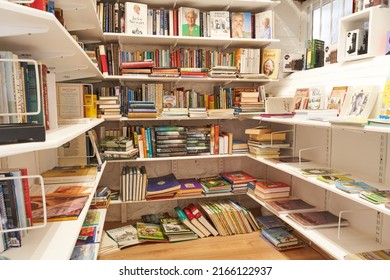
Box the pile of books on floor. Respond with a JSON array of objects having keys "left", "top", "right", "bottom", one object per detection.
[
  {"left": 245, "top": 126, "right": 289, "bottom": 158},
  {"left": 249, "top": 180, "right": 291, "bottom": 200},
  {"left": 220, "top": 170, "right": 256, "bottom": 194}
]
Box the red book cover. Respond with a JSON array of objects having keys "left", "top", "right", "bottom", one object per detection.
[
  {"left": 120, "top": 60, "right": 154, "bottom": 69},
  {"left": 20, "top": 168, "right": 33, "bottom": 227},
  {"left": 98, "top": 45, "right": 109, "bottom": 74},
  {"left": 214, "top": 125, "right": 219, "bottom": 154},
  {"left": 220, "top": 170, "right": 256, "bottom": 184},
  {"left": 28, "top": 0, "right": 46, "bottom": 11}
]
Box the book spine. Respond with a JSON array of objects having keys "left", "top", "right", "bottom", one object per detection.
[
  {"left": 99, "top": 45, "right": 109, "bottom": 75},
  {"left": 1, "top": 179, "right": 21, "bottom": 247},
  {"left": 187, "top": 203, "right": 219, "bottom": 236},
  {"left": 20, "top": 168, "right": 33, "bottom": 227}
]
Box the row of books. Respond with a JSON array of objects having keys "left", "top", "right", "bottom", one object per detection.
[
  {"left": 98, "top": 2, "right": 274, "bottom": 40},
  {"left": 95, "top": 42, "right": 280, "bottom": 79},
  {"left": 118, "top": 170, "right": 258, "bottom": 202}
]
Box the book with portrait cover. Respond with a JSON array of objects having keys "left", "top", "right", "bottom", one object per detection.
[
  {"left": 178, "top": 7, "right": 200, "bottom": 37},
  {"left": 255, "top": 10, "right": 273, "bottom": 39},
  {"left": 209, "top": 11, "right": 231, "bottom": 38},
  {"left": 261, "top": 49, "right": 281, "bottom": 79},
  {"left": 230, "top": 12, "right": 252, "bottom": 39},
  {"left": 125, "top": 2, "right": 148, "bottom": 35}
]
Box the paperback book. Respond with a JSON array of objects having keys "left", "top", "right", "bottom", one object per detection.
[
  {"left": 316, "top": 174, "right": 355, "bottom": 185},
  {"left": 335, "top": 181, "right": 377, "bottom": 194},
  {"left": 106, "top": 224, "right": 143, "bottom": 248},
  {"left": 287, "top": 210, "right": 349, "bottom": 229},
  {"left": 266, "top": 198, "right": 316, "bottom": 214},
  {"left": 124, "top": 2, "right": 148, "bottom": 35},
  {"left": 261, "top": 227, "right": 298, "bottom": 248},
  {"left": 136, "top": 222, "right": 168, "bottom": 242}
]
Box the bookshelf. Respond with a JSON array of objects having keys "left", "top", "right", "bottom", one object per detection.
[{"left": 0, "top": 1, "right": 105, "bottom": 260}]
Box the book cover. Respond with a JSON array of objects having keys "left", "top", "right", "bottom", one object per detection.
[
  {"left": 261, "top": 228, "right": 298, "bottom": 247},
  {"left": 177, "top": 178, "right": 203, "bottom": 196},
  {"left": 146, "top": 173, "right": 181, "bottom": 195},
  {"left": 41, "top": 165, "right": 98, "bottom": 184},
  {"left": 250, "top": 180, "right": 291, "bottom": 193},
  {"left": 287, "top": 210, "right": 349, "bottom": 229},
  {"left": 317, "top": 174, "right": 355, "bottom": 185},
  {"left": 136, "top": 222, "right": 168, "bottom": 242},
  {"left": 174, "top": 206, "right": 205, "bottom": 238},
  {"left": 266, "top": 198, "right": 316, "bottom": 214},
  {"left": 255, "top": 10, "right": 273, "bottom": 39},
  {"left": 344, "top": 249, "right": 390, "bottom": 260},
  {"left": 220, "top": 170, "right": 256, "bottom": 184},
  {"left": 328, "top": 86, "right": 348, "bottom": 110},
  {"left": 186, "top": 203, "right": 219, "bottom": 236},
  {"left": 378, "top": 77, "right": 390, "bottom": 119},
  {"left": 338, "top": 85, "right": 380, "bottom": 120},
  {"left": 198, "top": 175, "right": 231, "bottom": 189},
  {"left": 76, "top": 225, "right": 101, "bottom": 245},
  {"left": 56, "top": 83, "right": 85, "bottom": 119},
  {"left": 106, "top": 224, "right": 143, "bottom": 248},
  {"left": 183, "top": 206, "right": 211, "bottom": 237},
  {"left": 30, "top": 184, "right": 94, "bottom": 197},
  {"left": 359, "top": 190, "right": 390, "bottom": 204},
  {"left": 231, "top": 12, "right": 252, "bottom": 39},
  {"left": 294, "top": 88, "right": 310, "bottom": 110},
  {"left": 30, "top": 195, "right": 89, "bottom": 223},
  {"left": 124, "top": 2, "right": 148, "bottom": 35},
  {"left": 256, "top": 215, "right": 287, "bottom": 230},
  {"left": 261, "top": 49, "right": 280, "bottom": 79},
  {"left": 299, "top": 167, "right": 340, "bottom": 177},
  {"left": 178, "top": 7, "right": 200, "bottom": 37},
  {"left": 244, "top": 126, "right": 272, "bottom": 135},
  {"left": 335, "top": 181, "right": 377, "bottom": 194},
  {"left": 70, "top": 243, "right": 99, "bottom": 260},
  {"left": 209, "top": 11, "right": 230, "bottom": 38},
  {"left": 159, "top": 217, "right": 193, "bottom": 235}
]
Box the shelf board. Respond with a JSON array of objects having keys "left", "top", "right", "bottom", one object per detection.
[
  {"left": 104, "top": 33, "right": 279, "bottom": 49},
  {"left": 0, "top": 118, "right": 104, "bottom": 158},
  {"left": 1, "top": 162, "right": 107, "bottom": 260},
  {"left": 0, "top": 1, "right": 102, "bottom": 82}
]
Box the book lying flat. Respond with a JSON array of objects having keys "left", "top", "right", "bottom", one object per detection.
[
  {"left": 266, "top": 198, "right": 316, "bottom": 214},
  {"left": 146, "top": 173, "right": 181, "bottom": 195},
  {"left": 41, "top": 165, "right": 98, "bottom": 184},
  {"left": 106, "top": 224, "right": 144, "bottom": 249},
  {"left": 261, "top": 227, "right": 298, "bottom": 247},
  {"left": 335, "top": 181, "right": 377, "bottom": 194},
  {"left": 287, "top": 210, "right": 349, "bottom": 229}
]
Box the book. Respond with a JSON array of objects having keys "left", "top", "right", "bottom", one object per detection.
[
  {"left": 230, "top": 12, "right": 252, "bottom": 39},
  {"left": 294, "top": 88, "right": 310, "bottom": 110},
  {"left": 327, "top": 86, "right": 348, "bottom": 111},
  {"left": 106, "top": 224, "right": 143, "bottom": 248},
  {"left": 250, "top": 180, "right": 291, "bottom": 193},
  {"left": 261, "top": 228, "right": 298, "bottom": 247},
  {"left": 287, "top": 210, "right": 349, "bottom": 229},
  {"left": 209, "top": 11, "right": 231, "bottom": 38},
  {"left": 344, "top": 249, "right": 390, "bottom": 260},
  {"left": 30, "top": 183, "right": 94, "bottom": 197},
  {"left": 174, "top": 206, "right": 205, "bottom": 238},
  {"left": 256, "top": 215, "right": 287, "bottom": 230},
  {"left": 41, "top": 165, "right": 98, "bottom": 184},
  {"left": 124, "top": 2, "right": 148, "bottom": 35},
  {"left": 178, "top": 7, "right": 200, "bottom": 37},
  {"left": 244, "top": 126, "right": 272, "bottom": 135},
  {"left": 186, "top": 203, "right": 219, "bottom": 236},
  {"left": 378, "top": 77, "right": 390, "bottom": 119},
  {"left": 159, "top": 217, "right": 198, "bottom": 242},
  {"left": 70, "top": 243, "right": 99, "bottom": 260},
  {"left": 316, "top": 174, "right": 355, "bottom": 185},
  {"left": 146, "top": 173, "right": 181, "bottom": 195},
  {"left": 183, "top": 207, "right": 211, "bottom": 237},
  {"left": 261, "top": 49, "right": 280, "bottom": 79},
  {"left": 255, "top": 10, "right": 273, "bottom": 39},
  {"left": 298, "top": 167, "right": 340, "bottom": 177},
  {"left": 56, "top": 83, "right": 85, "bottom": 120},
  {"left": 136, "top": 222, "right": 168, "bottom": 242},
  {"left": 30, "top": 195, "right": 89, "bottom": 223},
  {"left": 359, "top": 190, "right": 390, "bottom": 204},
  {"left": 220, "top": 170, "right": 256, "bottom": 184},
  {"left": 335, "top": 181, "right": 377, "bottom": 194},
  {"left": 76, "top": 225, "right": 101, "bottom": 245},
  {"left": 177, "top": 178, "right": 203, "bottom": 197},
  {"left": 266, "top": 198, "right": 316, "bottom": 214}
]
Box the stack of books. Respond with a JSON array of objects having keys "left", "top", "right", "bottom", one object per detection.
[
  {"left": 150, "top": 67, "right": 180, "bottom": 77},
  {"left": 180, "top": 67, "right": 208, "bottom": 78},
  {"left": 265, "top": 198, "right": 316, "bottom": 215},
  {"left": 186, "top": 126, "right": 210, "bottom": 156},
  {"left": 100, "top": 135, "right": 138, "bottom": 159},
  {"left": 249, "top": 180, "right": 291, "bottom": 200},
  {"left": 155, "top": 126, "right": 187, "bottom": 157},
  {"left": 245, "top": 126, "right": 289, "bottom": 158},
  {"left": 177, "top": 178, "right": 204, "bottom": 197},
  {"left": 128, "top": 100, "right": 158, "bottom": 118},
  {"left": 220, "top": 170, "right": 256, "bottom": 194},
  {"left": 146, "top": 173, "right": 181, "bottom": 200},
  {"left": 120, "top": 60, "right": 154, "bottom": 76},
  {"left": 188, "top": 107, "right": 208, "bottom": 118},
  {"left": 359, "top": 190, "right": 390, "bottom": 204},
  {"left": 160, "top": 107, "right": 189, "bottom": 118},
  {"left": 232, "top": 140, "right": 249, "bottom": 154},
  {"left": 198, "top": 175, "right": 232, "bottom": 195},
  {"left": 90, "top": 186, "right": 112, "bottom": 209},
  {"left": 97, "top": 95, "right": 121, "bottom": 119},
  {"left": 208, "top": 66, "right": 237, "bottom": 78}
]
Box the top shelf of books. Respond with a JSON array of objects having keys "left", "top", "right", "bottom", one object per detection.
[{"left": 0, "top": 1, "right": 103, "bottom": 82}]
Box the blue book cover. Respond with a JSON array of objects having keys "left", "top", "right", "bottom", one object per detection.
[
  {"left": 146, "top": 173, "right": 181, "bottom": 194},
  {"left": 256, "top": 215, "right": 286, "bottom": 230},
  {"left": 335, "top": 181, "right": 377, "bottom": 194},
  {"left": 178, "top": 178, "right": 203, "bottom": 192}
]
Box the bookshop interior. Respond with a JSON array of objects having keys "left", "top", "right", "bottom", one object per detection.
[{"left": 2, "top": 0, "right": 390, "bottom": 262}]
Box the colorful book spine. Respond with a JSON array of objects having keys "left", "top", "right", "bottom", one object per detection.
[
  {"left": 174, "top": 206, "right": 205, "bottom": 238},
  {"left": 183, "top": 207, "right": 211, "bottom": 237},
  {"left": 187, "top": 203, "right": 219, "bottom": 236}
]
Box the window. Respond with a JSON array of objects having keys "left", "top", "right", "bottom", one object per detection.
[{"left": 308, "top": 0, "right": 352, "bottom": 46}]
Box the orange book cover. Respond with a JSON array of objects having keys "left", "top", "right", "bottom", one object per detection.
[{"left": 214, "top": 125, "right": 220, "bottom": 154}]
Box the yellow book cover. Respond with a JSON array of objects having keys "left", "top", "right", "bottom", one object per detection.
[
  {"left": 41, "top": 165, "right": 98, "bottom": 184},
  {"left": 261, "top": 49, "right": 281, "bottom": 79},
  {"left": 84, "top": 93, "right": 97, "bottom": 118}
]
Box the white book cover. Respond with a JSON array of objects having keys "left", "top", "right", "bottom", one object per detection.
[
  {"left": 179, "top": 7, "right": 201, "bottom": 37},
  {"left": 209, "top": 11, "right": 230, "bottom": 38},
  {"left": 125, "top": 2, "right": 148, "bottom": 35},
  {"left": 255, "top": 10, "right": 273, "bottom": 39}
]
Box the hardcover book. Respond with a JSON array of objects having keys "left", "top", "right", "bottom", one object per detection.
[
  {"left": 41, "top": 165, "right": 98, "bottom": 184},
  {"left": 256, "top": 215, "right": 287, "bottom": 230},
  {"left": 287, "top": 210, "right": 349, "bottom": 229},
  {"left": 316, "top": 174, "right": 355, "bottom": 185},
  {"left": 261, "top": 227, "right": 298, "bottom": 247},
  {"left": 178, "top": 7, "right": 200, "bottom": 37},
  {"left": 136, "top": 222, "right": 167, "bottom": 242},
  {"left": 177, "top": 178, "right": 203, "bottom": 196},
  {"left": 209, "top": 11, "right": 230, "bottom": 38},
  {"left": 299, "top": 167, "right": 340, "bottom": 177},
  {"left": 159, "top": 217, "right": 193, "bottom": 235},
  {"left": 294, "top": 88, "right": 310, "bottom": 110},
  {"left": 146, "top": 173, "right": 181, "bottom": 195},
  {"left": 359, "top": 190, "right": 390, "bottom": 204},
  {"left": 70, "top": 243, "right": 99, "bottom": 260},
  {"left": 327, "top": 86, "right": 348, "bottom": 110},
  {"left": 255, "top": 10, "right": 273, "bottom": 39},
  {"left": 266, "top": 198, "right": 316, "bottom": 214},
  {"left": 220, "top": 170, "right": 256, "bottom": 184},
  {"left": 125, "top": 2, "right": 148, "bottom": 35},
  {"left": 230, "top": 12, "right": 252, "bottom": 39},
  {"left": 261, "top": 49, "right": 281, "bottom": 79}
]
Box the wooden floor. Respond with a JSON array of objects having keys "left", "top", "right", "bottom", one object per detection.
[{"left": 99, "top": 222, "right": 328, "bottom": 260}]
